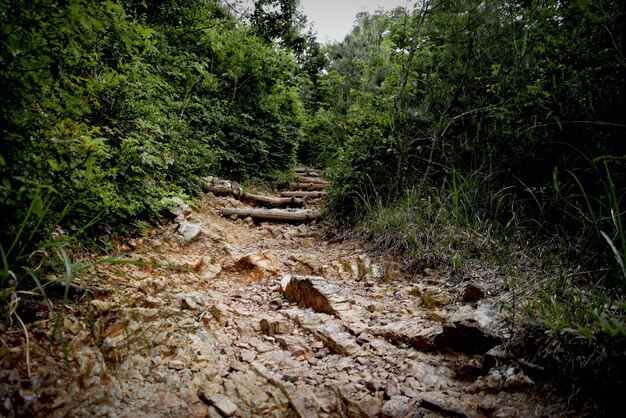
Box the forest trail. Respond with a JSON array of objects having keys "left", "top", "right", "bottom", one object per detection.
[{"left": 2, "top": 170, "right": 571, "bottom": 418}]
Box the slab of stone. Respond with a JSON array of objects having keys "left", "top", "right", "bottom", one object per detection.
[
  {"left": 249, "top": 362, "right": 318, "bottom": 418},
  {"left": 381, "top": 396, "right": 413, "bottom": 418},
  {"left": 210, "top": 303, "right": 232, "bottom": 326},
  {"left": 168, "top": 360, "right": 185, "bottom": 370},
  {"left": 240, "top": 349, "right": 257, "bottom": 363},
  {"left": 311, "top": 323, "right": 363, "bottom": 356},
  {"left": 436, "top": 305, "right": 502, "bottom": 354},
  {"left": 178, "top": 220, "right": 202, "bottom": 242},
  {"left": 370, "top": 321, "right": 441, "bottom": 352},
  {"left": 341, "top": 392, "right": 382, "bottom": 417},
  {"left": 274, "top": 335, "right": 310, "bottom": 358},
  {"left": 463, "top": 283, "right": 486, "bottom": 303},
  {"left": 418, "top": 391, "right": 476, "bottom": 417},
  {"left": 483, "top": 345, "right": 509, "bottom": 369},
  {"left": 280, "top": 275, "right": 352, "bottom": 317},
  {"left": 260, "top": 317, "right": 295, "bottom": 336},
  {"left": 208, "top": 393, "right": 238, "bottom": 417}
]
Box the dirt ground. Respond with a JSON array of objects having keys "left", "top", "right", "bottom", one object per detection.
[{"left": 1, "top": 182, "right": 578, "bottom": 417}]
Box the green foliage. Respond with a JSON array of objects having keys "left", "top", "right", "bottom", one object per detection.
[
  {"left": 314, "top": 0, "right": 625, "bottom": 405},
  {"left": 1, "top": 0, "right": 306, "bottom": 307}
]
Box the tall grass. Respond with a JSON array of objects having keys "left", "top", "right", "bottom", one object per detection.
[
  {"left": 0, "top": 187, "right": 85, "bottom": 364},
  {"left": 329, "top": 155, "right": 625, "bottom": 410},
  {"left": 353, "top": 165, "right": 506, "bottom": 273},
  {"left": 1, "top": 185, "right": 166, "bottom": 370}
]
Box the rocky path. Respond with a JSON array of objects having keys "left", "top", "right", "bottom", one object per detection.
[{"left": 1, "top": 171, "right": 571, "bottom": 417}]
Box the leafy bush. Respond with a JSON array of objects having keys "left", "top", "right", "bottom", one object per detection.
[{"left": 1, "top": 0, "right": 306, "bottom": 312}]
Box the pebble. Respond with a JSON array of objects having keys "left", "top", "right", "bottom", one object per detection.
[{"left": 168, "top": 360, "right": 185, "bottom": 370}]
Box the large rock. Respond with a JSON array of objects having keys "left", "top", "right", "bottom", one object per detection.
[
  {"left": 418, "top": 391, "right": 478, "bottom": 417},
  {"left": 340, "top": 392, "right": 382, "bottom": 417},
  {"left": 369, "top": 321, "right": 441, "bottom": 352},
  {"left": 178, "top": 220, "right": 202, "bottom": 242},
  {"left": 281, "top": 310, "right": 363, "bottom": 356},
  {"left": 260, "top": 316, "right": 295, "bottom": 336},
  {"left": 279, "top": 275, "right": 352, "bottom": 317},
  {"left": 462, "top": 283, "right": 486, "bottom": 303},
  {"left": 274, "top": 335, "right": 310, "bottom": 358},
  {"left": 232, "top": 253, "right": 282, "bottom": 280},
  {"left": 311, "top": 323, "right": 363, "bottom": 356},
  {"left": 436, "top": 305, "right": 502, "bottom": 354},
  {"left": 207, "top": 394, "right": 238, "bottom": 417},
  {"left": 381, "top": 396, "right": 414, "bottom": 418}
]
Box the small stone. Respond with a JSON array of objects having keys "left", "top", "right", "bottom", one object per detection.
[
  {"left": 384, "top": 378, "right": 400, "bottom": 399},
  {"left": 282, "top": 373, "right": 300, "bottom": 383},
  {"left": 429, "top": 310, "right": 447, "bottom": 322},
  {"left": 356, "top": 357, "right": 371, "bottom": 366},
  {"left": 420, "top": 291, "right": 448, "bottom": 308},
  {"left": 252, "top": 340, "right": 274, "bottom": 353},
  {"left": 483, "top": 345, "right": 509, "bottom": 369},
  {"left": 408, "top": 287, "right": 421, "bottom": 297},
  {"left": 208, "top": 393, "right": 238, "bottom": 417},
  {"left": 275, "top": 335, "right": 309, "bottom": 358},
  {"left": 493, "top": 406, "right": 519, "bottom": 418},
  {"left": 479, "top": 394, "right": 497, "bottom": 411},
  {"left": 418, "top": 392, "right": 469, "bottom": 417},
  {"left": 240, "top": 349, "right": 257, "bottom": 363},
  {"left": 103, "top": 337, "right": 117, "bottom": 348},
  {"left": 178, "top": 220, "right": 202, "bottom": 242},
  {"left": 365, "top": 379, "right": 383, "bottom": 393},
  {"left": 269, "top": 298, "right": 283, "bottom": 309},
  {"left": 260, "top": 317, "right": 294, "bottom": 335},
  {"left": 280, "top": 275, "right": 352, "bottom": 316},
  {"left": 436, "top": 305, "right": 501, "bottom": 354},
  {"left": 463, "top": 283, "right": 486, "bottom": 303},
  {"left": 210, "top": 303, "right": 231, "bottom": 326},
  {"left": 381, "top": 396, "right": 412, "bottom": 418},
  {"left": 168, "top": 360, "right": 185, "bottom": 370}
]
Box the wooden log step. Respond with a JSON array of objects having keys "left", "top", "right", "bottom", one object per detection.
[
  {"left": 241, "top": 192, "right": 304, "bottom": 207},
  {"left": 295, "top": 167, "right": 321, "bottom": 177},
  {"left": 289, "top": 182, "right": 327, "bottom": 191},
  {"left": 206, "top": 185, "right": 304, "bottom": 208},
  {"left": 221, "top": 208, "right": 319, "bottom": 222},
  {"left": 281, "top": 191, "right": 326, "bottom": 199},
  {"left": 295, "top": 176, "right": 328, "bottom": 185}
]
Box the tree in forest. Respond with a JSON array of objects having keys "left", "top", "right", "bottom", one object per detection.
[{"left": 250, "top": 0, "right": 306, "bottom": 52}]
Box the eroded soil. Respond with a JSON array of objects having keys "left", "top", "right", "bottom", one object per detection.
[{"left": 1, "top": 182, "right": 575, "bottom": 417}]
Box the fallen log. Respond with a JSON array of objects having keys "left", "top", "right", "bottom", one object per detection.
[
  {"left": 280, "top": 191, "right": 326, "bottom": 199},
  {"left": 289, "top": 182, "right": 327, "bottom": 191},
  {"left": 295, "top": 176, "right": 328, "bottom": 185},
  {"left": 221, "top": 208, "right": 319, "bottom": 222},
  {"left": 206, "top": 186, "right": 304, "bottom": 207}
]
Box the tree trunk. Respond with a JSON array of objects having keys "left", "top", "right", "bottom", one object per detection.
[{"left": 392, "top": 2, "right": 431, "bottom": 194}]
